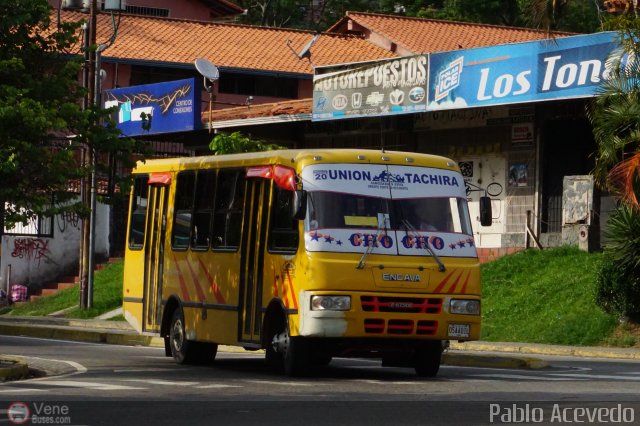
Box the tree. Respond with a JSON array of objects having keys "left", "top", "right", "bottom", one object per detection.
[
  {"left": 588, "top": 14, "right": 640, "bottom": 206},
  {"left": 209, "top": 131, "right": 285, "bottom": 154},
  {"left": 587, "top": 13, "right": 640, "bottom": 320},
  {"left": 0, "top": 0, "right": 138, "bottom": 231},
  {"left": 234, "top": 0, "right": 381, "bottom": 30}
]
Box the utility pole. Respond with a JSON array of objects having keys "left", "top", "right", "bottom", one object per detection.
[{"left": 80, "top": 0, "right": 97, "bottom": 309}]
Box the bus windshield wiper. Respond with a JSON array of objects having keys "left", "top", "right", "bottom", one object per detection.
[
  {"left": 401, "top": 219, "right": 446, "bottom": 273},
  {"left": 356, "top": 214, "right": 388, "bottom": 270}
]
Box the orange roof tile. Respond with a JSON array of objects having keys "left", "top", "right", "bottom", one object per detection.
[
  {"left": 203, "top": 98, "right": 311, "bottom": 126},
  {"left": 328, "top": 11, "right": 574, "bottom": 54},
  {"left": 58, "top": 10, "right": 396, "bottom": 75}
]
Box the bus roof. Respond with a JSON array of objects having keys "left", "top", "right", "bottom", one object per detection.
[{"left": 132, "top": 149, "right": 460, "bottom": 174}]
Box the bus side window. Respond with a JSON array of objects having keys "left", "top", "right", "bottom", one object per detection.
[
  {"left": 268, "top": 185, "right": 298, "bottom": 253},
  {"left": 172, "top": 171, "right": 195, "bottom": 250},
  {"left": 212, "top": 169, "right": 244, "bottom": 250},
  {"left": 191, "top": 170, "right": 216, "bottom": 250},
  {"left": 128, "top": 175, "right": 149, "bottom": 250}
]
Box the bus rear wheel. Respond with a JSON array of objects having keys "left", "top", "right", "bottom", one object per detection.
[
  {"left": 169, "top": 308, "right": 217, "bottom": 364},
  {"left": 414, "top": 341, "right": 442, "bottom": 377}
]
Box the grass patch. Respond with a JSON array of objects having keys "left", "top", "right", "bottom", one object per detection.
[
  {"left": 481, "top": 246, "right": 618, "bottom": 346},
  {"left": 5, "top": 259, "right": 123, "bottom": 318}
]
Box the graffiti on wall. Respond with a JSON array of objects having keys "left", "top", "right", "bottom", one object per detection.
[
  {"left": 11, "top": 238, "right": 51, "bottom": 265},
  {"left": 57, "top": 212, "right": 81, "bottom": 232}
]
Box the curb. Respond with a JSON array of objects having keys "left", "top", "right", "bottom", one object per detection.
[
  {"left": 443, "top": 352, "right": 549, "bottom": 369},
  {"left": 450, "top": 341, "right": 640, "bottom": 361},
  {"left": 0, "top": 356, "right": 29, "bottom": 382},
  {"left": 0, "top": 322, "right": 165, "bottom": 348}
]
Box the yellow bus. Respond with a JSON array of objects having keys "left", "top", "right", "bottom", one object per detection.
[{"left": 122, "top": 149, "right": 491, "bottom": 377}]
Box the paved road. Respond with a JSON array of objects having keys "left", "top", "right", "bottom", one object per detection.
[{"left": 1, "top": 335, "right": 640, "bottom": 425}]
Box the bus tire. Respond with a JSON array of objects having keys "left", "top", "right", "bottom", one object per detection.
[
  {"left": 169, "top": 308, "right": 217, "bottom": 364},
  {"left": 284, "top": 334, "right": 310, "bottom": 377},
  {"left": 192, "top": 342, "right": 218, "bottom": 365},
  {"left": 265, "top": 339, "right": 284, "bottom": 373},
  {"left": 414, "top": 341, "right": 442, "bottom": 377}
]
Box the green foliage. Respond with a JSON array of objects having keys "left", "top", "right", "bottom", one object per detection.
[
  {"left": 209, "top": 131, "right": 285, "bottom": 155},
  {"left": 594, "top": 206, "right": 640, "bottom": 319},
  {"left": 0, "top": 0, "right": 142, "bottom": 229},
  {"left": 481, "top": 246, "right": 618, "bottom": 346},
  {"left": 586, "top": 20, "right": 640, "bottom": 190}
]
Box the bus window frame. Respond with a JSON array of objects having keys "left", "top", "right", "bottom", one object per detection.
[
  {"left": 171, "top": 170, "right": 196, "bottom": 252},
  {"left": 190, "top": 169, "right": 217, "bottom": 252},
  {"left": 267, "top": 182, "right": 299, "bottom": 255},
  {"left": 127, "top": 174, "right": 149, "bottom": 251},
  {"left": 211, "top": 168, "right": 245, "bottom": 252}
]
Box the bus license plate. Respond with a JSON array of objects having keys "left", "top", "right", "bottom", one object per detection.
[{"left": 448, "top": 324, "right": 470, "bottom": 338}]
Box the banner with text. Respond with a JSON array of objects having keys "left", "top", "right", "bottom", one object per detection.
[
  {"left": 312, "top": 55, "right": 429, "bottom": 121},
  {"left": 428, "top": 31, "right": 618, "bottom": 110},
  {"left": 104, "top": 78, "right": 201, "bottom": 136}
]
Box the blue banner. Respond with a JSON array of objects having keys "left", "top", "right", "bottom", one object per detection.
[
  {"left": 104, "top": 78, "right": 201, "bottom": 136},
  {"left": 428, "top": 32, "right": 618, "bottom": 110}
]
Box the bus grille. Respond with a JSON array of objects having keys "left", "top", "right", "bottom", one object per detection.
[
  {"left": 361, "top": 296, "right": 442, "bottom": 313},
  {"left": 364, "top": 319, "right": 438, "bottom": 336}
]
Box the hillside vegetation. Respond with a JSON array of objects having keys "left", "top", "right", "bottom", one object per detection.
[{"left": 481, "top": 246, "right": 620, "bottom": 346}]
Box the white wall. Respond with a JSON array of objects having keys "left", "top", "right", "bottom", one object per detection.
[{"left": 0, "top": 202, "right": 111, "bottom": 294}]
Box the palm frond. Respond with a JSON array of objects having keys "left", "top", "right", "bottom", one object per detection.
[{"left": 608, "top": 152, "right": 640, "bottom": 208}]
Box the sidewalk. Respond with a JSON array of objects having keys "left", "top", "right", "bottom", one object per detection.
[{"left": 1, "top": 314, "right": 639, "bottom": 379}]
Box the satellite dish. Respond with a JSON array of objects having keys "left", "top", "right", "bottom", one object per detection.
[
  {"left": 298, "top": 33, "right": 319, "bottom": 59},
  {"left": 194, "top": 58, "right": 219, "bottom": 81}
]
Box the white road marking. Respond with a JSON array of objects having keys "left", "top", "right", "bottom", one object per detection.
[
  {"left": 549, "top": 373, "right": 640, "bottom": 381},
  {"left": 120, "top": 379, "right": 199, "bottom": 386},
  {"left": 113, "top": 368, "right": 182, "bottom": 373},
  {"left": 33, "top": 380, "right": 146, "bottom": 390},
  {"left": 244, "top": 380, "right": 313, "bottom": 386},
  {"left": 195, "top": 384, "right": 243, "bottom": 389},
  {"left": 469, "top": 373, "right": 585, "bottom": 381},
  {"left": 354, "top": 380, "right": 425, "bottom": 385},
  {"left": 0, "top": 388, "right": 46, "bottom": 393}
]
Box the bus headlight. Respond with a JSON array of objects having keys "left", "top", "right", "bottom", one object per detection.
[
  {"left": 311, "top": 296, "right": 351, "bottom": 311},
  {"left": 450, "top": 299, "right": 480, "bottom": 315}
]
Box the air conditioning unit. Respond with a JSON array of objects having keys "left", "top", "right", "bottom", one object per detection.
[
  {"left": 61, "top": 0, "right": 127, "bottom": 11},
  {"left": 104, "top": 0, "right": 127, "bottom": 11},
  {"left": 62, "top": 0, "right": 89, "bottom": 10}
]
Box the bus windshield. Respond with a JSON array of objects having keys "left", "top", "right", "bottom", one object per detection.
[
  {"left": 306, "top": 192, "right": 472, "bottom": 235},
  {"left": 301, "top": 163, "right": 476, "bottom": 258}
]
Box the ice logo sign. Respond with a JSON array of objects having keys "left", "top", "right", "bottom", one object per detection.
[{"left": 435, "top": 57, "right": 464, "bottom": 101}]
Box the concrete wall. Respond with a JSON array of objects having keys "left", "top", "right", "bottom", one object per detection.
[{"left": 0, "top": 202, "right": 111, "bottom": 294}]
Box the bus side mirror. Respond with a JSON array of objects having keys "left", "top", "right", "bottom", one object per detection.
[
  {"left": 480, "top": 196, "right": 492, "bottom": 227},
  {"left": 291, "top": 190, "right": 307, "bottom": 220}
]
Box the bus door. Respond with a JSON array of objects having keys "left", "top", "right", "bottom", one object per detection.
[
  {"left": 143, "top": 173, "right": 170, "bottom": 333},
  {"left": 238, "top": 179, "right": 269, "bottom": 343}
]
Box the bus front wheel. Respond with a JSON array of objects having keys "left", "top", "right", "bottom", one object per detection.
[
  {"left": 414, "top": 341, "right": 442, "bottom": 377},
  {"left": 284, "top": 334, "right": 310, "bottom": 377}
]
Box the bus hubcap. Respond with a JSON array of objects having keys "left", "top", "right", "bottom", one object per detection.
[{"left": 172, "top": 319, "right": 184, "bottom": 351}]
